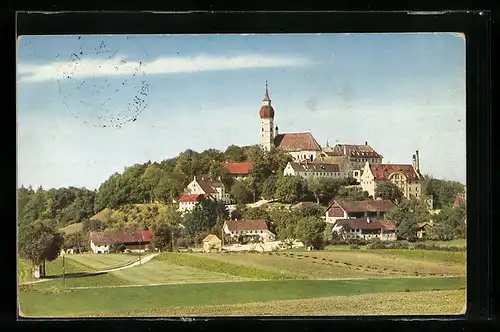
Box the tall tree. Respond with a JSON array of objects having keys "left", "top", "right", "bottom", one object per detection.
[
  {"left": 307, "top": 177, "right": 342, "bottom": 204},
  {"left": 385, "top": 198, "right": 431, "bottom": 241},
  {"left": 275, "top": 175, "right": 307, "bottom": 203},
  {"left": 337, "top": 186, "right": 370, "bottom": 201},
  {"left": 230, "top": 180, "right": 254, "bottom": 204},
  {"left": 374, "top": 181, "right": 404, "bottom": 203},
  {"left": 425, "top": 178, "right": 465, "bottom": 209},
  {"left": 18, "top": 220, "right": 65, "bottom": 278},
  {"left": 295, "top": 216, "right": 326, "bottom": 249}
]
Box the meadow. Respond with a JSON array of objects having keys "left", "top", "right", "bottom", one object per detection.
[{"left": 18, "top": 246, "right": 467, "bottom": 318}]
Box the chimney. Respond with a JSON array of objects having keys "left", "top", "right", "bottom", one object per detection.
[
  {"left": 365, "top": 141, "right": 368, "bottom": 145},
  {"left": 415, "top": 150, "right": 420, "bottom": 171},
  {"left": 343, "top": 145, "right": 347, "bottom": 155},
  {"left": 275, "top": 125, "right": 279, "bottom": 137},
  {"left": 412, "top": 154, "right": 416, "bottom": 169},
  {"left": 194, "top": 175, "right": 196, "bottom": 181}
]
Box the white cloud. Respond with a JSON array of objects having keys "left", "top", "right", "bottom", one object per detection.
[{"left": 17, "top": 54, "right": 311, "bottom": 83}]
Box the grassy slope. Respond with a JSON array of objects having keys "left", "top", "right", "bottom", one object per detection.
[
  {"left": 87, "top": 290, "right": 466, "bottom": 317},
  {"left": 196, "top": 252, "right": 382, "bottom": 279},
  {"left": 19, "top": 277, "right": 466, "bottom": 317},
  {"left": 59, "top": 222, "right": 84, "bottom": 235},
  {"left": 66, "top": 254, "right": 138, "bottom": 271}
]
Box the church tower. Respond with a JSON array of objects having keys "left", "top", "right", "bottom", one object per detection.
[{"left": 259, "top": 81, "right": 275, "bottom": 151}]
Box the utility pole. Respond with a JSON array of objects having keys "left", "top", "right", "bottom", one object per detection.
[{"left": 61, "top": 250, "right": 66, "bottom": 291}]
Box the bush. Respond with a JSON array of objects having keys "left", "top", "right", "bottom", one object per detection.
[{"left": 349, "top": 245, "right": 360, "bottom": 250}]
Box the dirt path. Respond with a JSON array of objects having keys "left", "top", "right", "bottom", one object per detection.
[{"left": 19, "top": 253, "right": 160, "bottom": 285}]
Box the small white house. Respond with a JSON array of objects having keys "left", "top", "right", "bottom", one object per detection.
[
  {"left": 177, "top": 193, "right": 214, "bottom": 213},
  {"left": 223, "top": 219, "right": 276, "bottom": 242},
  {"left": 186, "top": 175, "right": 233, "bottom": 204}
]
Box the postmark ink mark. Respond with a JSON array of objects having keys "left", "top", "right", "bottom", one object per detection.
[{"left": 57, "top": 37, "right": 150, "bottom": 129}]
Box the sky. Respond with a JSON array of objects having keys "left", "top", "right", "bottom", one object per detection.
[{"left": 17, "top": 33, "right": 466, "bottom": 190}]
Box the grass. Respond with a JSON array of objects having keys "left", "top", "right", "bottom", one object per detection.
[
  {"left": 19, "top": 276, "right": 466, "bottom": 317},
  {"left": 59, "top": 222, "right": 84, "bottom": 235},
  {"left": 368, "top": 249, "right": 466, "bottom": 265},
  {"left": 18, "top": 259, "right": 33, "bottom": 284},
  {"left": 198, "top": 252, "right": 382, "bottom": 279},
  {"left": 422, "top": 239, "right": 466, "bottom": 248},
  {"left": 293, "top": 251, "right": 464, "bottom": 276},
  {"left": 84, "top": 290, "right": 466, "bottom": 317},
  {"left": 158, "top": 253, "right": 298, "bottom": 280},
  {"left": 66, "top": 254, "right": 139, "bottom": 271}
]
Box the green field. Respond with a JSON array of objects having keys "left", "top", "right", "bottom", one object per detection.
[
  {"left": 84, "top": 290, "right": 466, "bottom": 317},
  {"left": 59, "top": 222, "right": 84, "bottom": 235},
  {"left": 19, "top": 247, "right": 467, "bottom": 317},
  {"left": 19, "top": 277, "right": 466, "bottom": 317}
]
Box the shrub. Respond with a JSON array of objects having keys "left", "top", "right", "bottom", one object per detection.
[{"left": 350, "top": 245, "right": 360, "bottom": 250}]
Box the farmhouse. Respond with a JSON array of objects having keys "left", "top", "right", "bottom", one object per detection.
[
  {"left": 359, "top": 151, "right": 424, "bottom": 200},
  {"left": 222, "top": 162, "right": 253, "bottom": 180},
  {"left": 223, "top": 219, "right": 276, "bottom": 242},
  {"left": 186, "top": 175, "right": 232, "bottom": 204},
  {"left": 322, "top": 142, "right": 383, "bottom": 172},
  {"left": 177, "top": 193, "right": 214, "bottom": 213},
  {"left": 324, "top": 199, "right": 395, "bottom": 224},
  {"left": 202, "top": 234, "right": 222, "bottom": 253},
  {"left": 332, "top": 218, "right": 397, "bottom": 241},
  {"left": 283, "top": 161, "right": 341, "bottom": 179},
  {"left": 89, "top": 230, "right": 153, "bottom": 254}
]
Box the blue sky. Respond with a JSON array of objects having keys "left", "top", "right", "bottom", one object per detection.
[{"left": 17, "top": 33, "right": 466, "bottom": 190}]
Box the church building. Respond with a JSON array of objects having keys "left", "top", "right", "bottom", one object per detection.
[{"left": 259, "top": 82, "right": 322, "bottom": 162}]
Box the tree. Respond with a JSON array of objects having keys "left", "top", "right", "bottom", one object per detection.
[
  {"left": 224, "top": 145, "right": 248, "bottom": 163},
  {"left": 295, "top": 216, "right": 326, "bottom": 249},
  {"left": 109, "top": 242, "right": 126, "bottom": 253},
  {"left": 424, "top": 178, "right": 465, "bottom": 209},
  {"left": 230, "top": 180, "right": 254, "bottom": 204},
  {"left": 261, "top": 175, "right": 277, "bottom": 200},
  {"left": 82, "top": 219, "right": 107, "bottom": 233},
  {"left": 230, "top": 203, "right": 246, "bottom": 220},
  {"left": 432, "top": 203, "right": 466, "bottom": 240},
  {"left": 62, "top": 231, "right": 90, "bottom": 253},
  {"left": 270, "top": 208, "right": 297, "bottom": 248},
  {"left": 385, "top": 198, "right": 431, "bottom": 241},
  {"left": 374, "top": 181, "right": 404, "bottom": 203},
  {"left": 307, "top": 177, "right": 341, "bottom": 204},
  {"left": 18, "top": 220, "right": 65, "bottom": 278},
  {"left": 275, "top": 175, "right": 307, "bottom": 203},
  {"left": 242, "top": 206, "right": 270, "bottom": 221},
  {"left": 182, "top": 196, "right": 228, "bottom": 237},
  {"left": 294, "top": 205, "right": 324, "bottom": 218},
  {"left": 337, "top": 186, "right": 369, "bottom": 201}
]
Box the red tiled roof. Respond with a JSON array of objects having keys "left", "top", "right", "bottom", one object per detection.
[
  {"left": 224, "top": 219, "right": 269, "bottom": 232},
  {"left": 453, "top": 193, "right": 466, "bottom": 207},
  {"left": 89, "top": 230, "right": 152, "bottom": 245},
  {"left": 336, "top": 218, "right": 396, "bottom": 231},
  {"left": 223, "top": 162, "right": 253, "bottom": 175},
  {"left": 369, "top": 164, "right": 420, "bottom": 180},
  {"left": 332, "top": 199, "right": 396, "bottom": 213},
  {"left": 288, "top": 161, "right": 340, "bottom": 173},
  {"left": 177, "top": 194, "right": 211, "bottom": 203},
  {"left": 326, "top": 144, "right": 383, "bottom": 158},
  {"left": 274, "top": 132, "right": 322, "bottom": 151}
]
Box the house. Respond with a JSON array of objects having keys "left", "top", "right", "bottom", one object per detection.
[
  {"left": 332, "top": 218, "right": 397, "bottom": 241},
  {"left": 359, "top": 151, "right": 424, "bottom": 200},
  {"left": 258, "top": 82, "right": 322, "bottom": 161},
  {"left": 186, "top": 175, "right": 232, "bottom": 204},
  {"left": 416, "top": 222, "right": 433, "bottom": 239},
  {"left": 89, "top": 230, "right": 153, "bottom": 254},
  {"left": 222, "top": 162, "right": 253, "bottom": 180},
  {"left": 322, "top": 142, "right": 383, "bottom": 172},
  {"left": 202, "top": 234, "right": 222, "bottom": 253},
  {"left": 283, "top": 161, "right": 341, "bottom": 179},
  {"left": 223, "top": 219, "right": 276, "bottom": 242},
  {"left": 177, "top": 193, "right": 214, "bottom": 213},
  {"left": 324, "top": 199, "right": 396, "bottom": 224}
]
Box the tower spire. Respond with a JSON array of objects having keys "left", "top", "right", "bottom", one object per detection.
[{"left": 263, "top": 80, "right": 271, "bottom": 102}]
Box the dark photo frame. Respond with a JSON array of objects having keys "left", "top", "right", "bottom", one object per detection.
[{"left": 9, "top": 8, "right": 494, "bottom": 332}]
